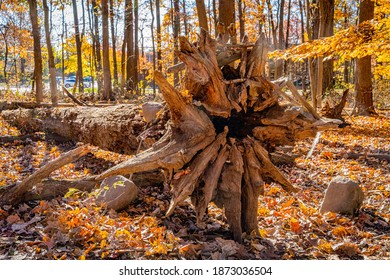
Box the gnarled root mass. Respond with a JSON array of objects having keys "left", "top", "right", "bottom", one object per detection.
[
  {"left": 95, "top": 29, "right": 340, "bottom": 242},
  {"left": 3, "top": 29, "right": 340, "bottom": 242}
]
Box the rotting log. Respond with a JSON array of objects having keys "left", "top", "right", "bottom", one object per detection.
[
  {"left": 1, "top": 104, "right": 168, "bottom": 154},
  {"left": 90, "top": 30, "right": 341, "bottom": 242}
]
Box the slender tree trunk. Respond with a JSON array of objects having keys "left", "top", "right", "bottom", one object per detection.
[
  {"left": 173, "top": 0, "right": 180, "bottom": 86},
  {"left": 60, "top": 1, "right": 65, "bottom": 94},
  {"left": 126, "top": 0, "right": 134, "bottom": 91},
  {"left": 298, "top": 0, "right": 307, "bottom": 94},
  {"left": 110, "top": 0, "right": 119, "bottom": 87},
  {"left": 43, "top": 0, "right": 58, "bottom": 106},
  {"left": 274, "top": 0, "right": 285, "bottom": 79},
  {"left": 212, "top": 0, "right": 217, "bottom": 36},
  {"left": 92, "top": 0, "right": 102, "bottom": 95},
  {"left": 149, "top": 0, "right": 156, "bottom": 95},
  {"left": 120, "top": 9, "right": 128, "bottom": 94},
  {"left": 320, "top": 0, "right": 334, "bottom": 94},
  {"left": 181, "top": 0, "right": 188, "bottom": 36},
  {"left": 1, "top": 32, "right": 8, "bottom": 83},
  {"left": 196, "top": 0, "right": 209, "bottom": 32},
  {"left": 72, "top": 0, "right": 84, "bottom": 94},
  {"left": 354, "top": 0, "right": 375, "bottom": 115},
  {"left": 28, "top": 0, "right": 43, "bottom": 104},
  {"left": 156, "top": 0, "right": 162, "bottom": 72},
  {"left": 218, "top": 0, "right": 235, "bottom": 42},
  {"left": 102, "top": 0, "right": 113, "bottom": 100},
  {"left": 134, "top": 0, "right": 139, "bottom": 91},
  {"left": 238, "top": 0, "right": 245, "bottom": 40}
]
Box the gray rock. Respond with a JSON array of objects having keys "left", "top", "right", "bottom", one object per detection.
[
  {"left": 95, "top": 175, "right": 139, "bottom": 211},
  {"left": 141, "top": 102, "right": 163, "bottom": 123},
  {"left": 320, "top": 176, "right": 364, "bottom": 215}
]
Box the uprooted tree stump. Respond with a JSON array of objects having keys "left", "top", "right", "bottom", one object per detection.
[{"left": 93, "top": 30, "right": 340, "bottom": 242}]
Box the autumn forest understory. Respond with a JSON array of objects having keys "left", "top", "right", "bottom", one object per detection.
[{"left": 1, "top": 0, "right": 390, "bottom": 260}]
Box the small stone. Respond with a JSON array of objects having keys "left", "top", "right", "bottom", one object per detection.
[
  {"left": 141, "top": 102, "right": 163, "bottom": 123},
  {"left": 320, "top": 176, "right": 364, "bottom": 215},
  {"left": 95, "top": 175, "right": 139, "bottom": 211}
]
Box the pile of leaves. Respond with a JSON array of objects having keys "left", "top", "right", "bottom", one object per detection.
[{"left": 0, "top": 112, "right": 389, "bottom": 260}]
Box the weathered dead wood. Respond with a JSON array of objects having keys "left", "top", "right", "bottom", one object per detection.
[
  {"left": 286, "top": 80, "right": 321, "bottom": 120},
  {"left": 96, "top": 71, "right": 216, "bottom": 181},
  {"left": 0, "top": 133, "right": 45, "bottom": 143},
  {"left": 21, "top": 170, "right": 164, "bottom": 202},
  {"left": 217, "top": 139, "right": 244, "bottom": 242},
  {"left": 166, "top": 127, "right": 228, "bottom": 216},
  {"left": 246, "top": 33, "right": 268, "bottom": 78},
  {"left": 250, "top": 138, "right": 298, "bottom": 193},
  {"left": 0, "top": 145, "right": 91, "bottom": 206},
  {"left": 62, "top": 86, "right": 90, "bottom": 106},
  {"left": 1, "top": 104, "right": 162, "bottom": 154},
  {"left": 321, "top": 89, "right": 349, "bottom": 119},
  {"left": 179, "top": 30, "right": 233, "bottom": 117},
  {"left": 242, "top": 141, "right": 264, "bottom": 234},
  {"left": 193, "top": 144, "right": 230, "bottom": 225}
]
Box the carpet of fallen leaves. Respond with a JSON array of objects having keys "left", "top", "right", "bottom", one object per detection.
[{"left": 0, "top": 112, "right": 389, "bottom": 260}]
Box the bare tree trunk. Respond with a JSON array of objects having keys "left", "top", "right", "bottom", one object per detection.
[
  {"left": 110, "top": 0, "right": 119, "bottom": 87},
  {"left": 28, "top": 0, "right": 43, "bottom": 104},
  {"left": 298, "top": 0, "right": 307, "bottom": 94},
  {"left": 275, "top": 0, "right": 285, "bottom": 79},
  {"left": 92, "top": 0, "right": 102, "bottom": 95},
  {"left": 320, "top": 0, "right": 334, "bottom": 94},
  {"left": 182, "top": 0, "right": 189, "bottom": 36},
  {"left": 149, "top": 0, "right": 156, "bottom": 95},
  {"left": 156, "top": 0, "right": 162, "bottom": 72},
  {"left": 134, "top": 0, "right": 139, "bottom": 91},
  {"left": 353, "top": 0, "right": 375, "bottom": 115},
  {"left": 102, "top": 0, "right": 113, "bottom": 100},
  {"left": 126, "top": 0, "right": 134, "bottom": 92},
  {"left": 72, "top": 0, "right": 84, "bottom": 94},
  {"left": 238, "top": 0, "right": 245, "bottom": 40},
  {"left": 173, "top": 0, "right": 180, "bottom": 86},
  {"left": 218, "top": 0, "right": 235, "bottom": 42},
  {"left": 196, "top": 0, "right": 209, "bottom": 32},
  {"left": 43, "top": 0, "right": 58, "bottom": 106}
]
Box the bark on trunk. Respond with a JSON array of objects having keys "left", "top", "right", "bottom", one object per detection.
[
  {"left": 1, "top": 104, "right": 167, "bottom": 155},
  {"left": 196, "top": 0, "right": 209, "bottom": 32},
  {"left": 72, "top": 0, "right": 84, "bottom": 94},
  {"left": 43, "top": 0, "right": 58, "bottom": 106},
  {"left": 28, "top": 0, "right": 43, "bottom": 104},
  {"left": 353, "top": 0, "right": 375, "bottom": 115},
  {"left": 102, "top": 0, "right": 113, "bottom": 100}
]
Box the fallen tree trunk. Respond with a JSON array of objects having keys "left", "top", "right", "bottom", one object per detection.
[{"left": 1, "top": 104, "right": 167, "bottom": 154}]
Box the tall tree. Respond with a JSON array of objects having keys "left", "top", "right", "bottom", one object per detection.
[
  {"left": 238, "top": 0, "right": 245, "bottom": 40},
  {"left": 173, "top": 0, "right": 180, "bottom": 86},
  {"left": 149, "top": 0, "right": 156, "bottom": 95},
  {"left": 275, "top": 0, "right": 285, "bottom": 78},
  {"left": 109, "top": 0, "right": 119, "bottom": 87},
  {"left": 92, "top": 0, "right": 102, "bottom": 94},
  {"left": 102, "top": 0, "right": 113, "bottom": 100},
  {"left": 125, "top": 0, "right": 134, "bottom": 91},
  {"left": 28, "top": 0, "right": 43, "bottom": 104},
  {"left": 195, "top": 0, "right": 208, "bottom": 32},
  {"left": 320, "top": 0, "right": 335, "bottom": 94},
  {"left": 72, "top": 0, "right": 84, "bottom": 94},
  {"left": 134, "top": 0, "right": 139, "bottom": 90},
  {"left": 156, "top": 0, "right": 162, "bottom": 71},
  {"left": 43, "top": 0, "right": 58, "bottom": 106},
  {"left": 354, "top": 0, "right": 375, "bottom": 115},
  {"left": 218, "top": 0, "right": 235, "bottom": 42}
]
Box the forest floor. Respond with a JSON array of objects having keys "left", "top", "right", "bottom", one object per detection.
[{"left": 0, "top": 107, "right": 389, "bottom": 260}]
